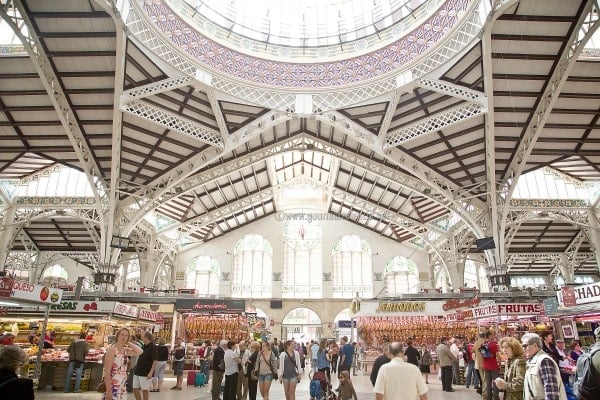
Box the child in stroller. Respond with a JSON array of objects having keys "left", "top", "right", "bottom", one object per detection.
[{"left": 310, "top": 370, "right": 337, "bottom": 400}]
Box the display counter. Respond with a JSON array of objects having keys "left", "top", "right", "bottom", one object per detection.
[{"left": 37, "top": 360, "right": 103, "bottom": 392}]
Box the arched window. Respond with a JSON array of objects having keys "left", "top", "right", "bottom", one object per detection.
[
  {"left": 464, "top": 261, "right": 478, "bottom": 288},
  {"left": 282, "top": 218, "right": 322, "bottom": 299},
  {"left": 154, "top": 260, "right": 173, "bottom": 291},
  {"left": 383, "top": 256, "right": 419, "bottom": 295},
  {"left": 124, "top": 258, "right": 140, "bottom": 289},
  {"left": 479, "top": 266, "right": 490, "bottom": 292},
  {"left": 231, "top": 235, "right": 272, "bottom": 298},
  {"left": 186, "top": 256, "right": 220, "bottom": 297},
  {"left": 510, "top": 276, "right": 547, "bottom": 289},
  {"left": 41, "top": 264, "right": 68, "bottom": 286},
  {"left": 434, "top": 264, "right": 449, "bottom": 292},
  {"left": 332, "top": 235, "right": 372, "bottom": 299}
]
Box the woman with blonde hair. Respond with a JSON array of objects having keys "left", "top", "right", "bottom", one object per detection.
[
  {"left": 255, "top": 340, "right": 278, "bottom": 400},
  {"left": 102, "top": 328, "right": 143, "bottom": 400},
  {"left": 278, "top": 340, "right": 302, "bottom": 400},
  {"left": 494, "top": 336, "right": 526, "bottom": 400}
]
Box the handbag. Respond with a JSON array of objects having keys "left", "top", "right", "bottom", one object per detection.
[
  {"left": 251, "top": 370, "right": 259, "bottom": 381},
  {"left": 97, "top": 381, "right": 106, "bottom": 393},
  {"left": 262, "top": 352, "right": 277, "bottom": 379}
]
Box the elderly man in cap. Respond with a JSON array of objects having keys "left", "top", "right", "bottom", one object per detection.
[{"left": 521, "top": 332, "right": 567, "bottom": 400}]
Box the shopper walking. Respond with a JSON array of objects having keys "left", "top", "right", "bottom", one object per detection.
[
  {"left": 316, "top": 338, "right": 332, "bottom": 382},
  {"left": 465, "top": 336, "right": 480, "bottom": 390},
  {"left": 481, "top": 331, "right": 500, "bottom": 400},
  {"left": 101, "top": 328, "right": 143, "bottom": 400},
  {"left": 256, "top": 341, "right": 278, "bottom": 400},
  {"left": 0, "top": 345, "right": 35, "bottom": 400},
  {"left": 418, "top": 345, "right": 431, "bottom": 384},
  {"left": 246, "top": 341, "right": 260, "bottom": 400},
  {"left": 436, "top": 336, "right": 457, "bottom": 392},
  {"left": 64, "top": 331, "right": 89, "bottom": 393},
  {"left": 132, "top": 332, "right": 158, "bottom": 400},
  {"left": 370, "top": 342, "right": 391, "bottom": 386},
  {"left": 151, "top": 337, "right": 169, "bottom": 392},
  {"left": 170, "top": 336, "right": 186, "bottom": 390},
  {"left": 374, "top": 342, "right": 428, "bottom": 400},
  {"left": 405, "top": 340, "right": 420, "bottom": 367},
  {"left": 521, "top": 332, "right": 567, "bottom": 400},
  {"left": 224, "top": 340, "right": 242, "bottom": 400},
  {"left": 237, "top": 340, "right": 249, "bottom": 400},
  {"left": 211, "top": 339, "right": 227, "bottom": 400},
  {"left": 278, "top": 339, "right": 302, "bottom": 400},
  {"left": 494, "top": 336, "right": 526, "bottom": 400}
]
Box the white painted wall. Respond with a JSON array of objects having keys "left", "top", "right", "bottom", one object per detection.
[{"left": 176, "top": 213, "right": 429, "bottom": 297}]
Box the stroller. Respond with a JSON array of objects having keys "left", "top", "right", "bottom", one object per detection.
[{"left": 309, "top": 371, "right": 337, "bottom": 400}]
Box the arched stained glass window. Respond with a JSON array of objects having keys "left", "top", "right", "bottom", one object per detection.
[
  {"left": 186, "top": 256, "right": 220, "bottom": 297},
  {"left": 332, "top": 235, "right": 372, "bottom": 298},
  {"left": 383, "top": 256, "right": 419, "bottom": 295},
  {"left": 282, "top": 218, "right": 322, "bottom": 299},
  {"left": 40, "top": 264, "right": 68, "bottom": 287},
  {"left": 231, "top": 235, "right": 272, "bottom": 298}
]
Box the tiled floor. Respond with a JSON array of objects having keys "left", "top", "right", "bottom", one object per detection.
[{"left": 37, "top": 368, "right": 483, "bottom": 400}]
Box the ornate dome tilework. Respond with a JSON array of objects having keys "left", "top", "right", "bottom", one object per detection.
[{"left": 141, "top": 0, "right": 472, "bottom": 89}]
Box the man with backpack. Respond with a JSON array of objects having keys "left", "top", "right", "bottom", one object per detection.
[
  {"left": 574, "top": 326, "right": 600, "bottom": 400},
  {"left": 64, "top": 331, "right": 89, "bottom": 392}
]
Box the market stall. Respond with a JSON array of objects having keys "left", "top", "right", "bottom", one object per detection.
[
  {"left": 0, "top": 277, "right": 63, "bottom": 382},
  {"left": 554, "top": 281, "right": 600, "bottom": 348},
  {"left": 175, "top": 298, "right": 248, "bottom": 370}
]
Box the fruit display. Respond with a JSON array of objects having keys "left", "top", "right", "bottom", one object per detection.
[
  {"left": 357, "top": 316, "right": 474, "bottom": 346},
  {"left": 184, "top": 314, "right": 248, "bottom": 341}
]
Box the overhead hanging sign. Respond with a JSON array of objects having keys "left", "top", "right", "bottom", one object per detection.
[
  {"left": 10, "top": 280, "right": 63, "bottom": 304},
  {"left": 557, "top": 282, "right": 600, "bottom": 306},
  {"left": 49, "top": 300, "right": 114, "bottom": 313},
  {"left": 138, "top": 307, "right": 164, "bottom": 323},
  {"left": 113, "top": 302, "right": 139, "bottom": 318},
  {"left": 175, "top": 298, "right": 246, "bottom": 313}
]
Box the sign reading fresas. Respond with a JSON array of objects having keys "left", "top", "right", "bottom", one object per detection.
[
  {"left": 49, "top": 300, "right": 115, "bottom": 313},
  {"left": 10, "top": 280, "right": 63, "bottom": 304},
  {"left": 175, "top": 299, "right": 246, "bottom": 313},
  {"left": 556, "top": 281, "right": 600, "bottom": 306}
]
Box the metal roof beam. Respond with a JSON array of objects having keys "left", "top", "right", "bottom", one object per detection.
[{"left": 0, "top": 1, "right": 108, "bottom": 217}]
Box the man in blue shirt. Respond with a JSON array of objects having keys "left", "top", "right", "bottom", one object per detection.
[{"left": 338, "top": 336, "right": 354, "bottom": 378}]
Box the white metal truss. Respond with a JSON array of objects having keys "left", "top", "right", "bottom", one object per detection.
[
  {"left": 176, "top": 187, "right": 276, "bottom": 237},
  {"left": 121, "top": 100, "right": 224, "bottom": 148},
  {"left": 416, "top": 78, "right": 486, "bottom": 104},
  {"left": 120, "top": 111, "right": 291, "bottom": 235},
  {"left": 314, "top": 112, "right": 487, "bottom": 238},
  {"left": 384, "top": 102, "right": 486, "bottom": 147},
  {"left": 0, "top": 1, "right": 107, "bottom": 213},
  {"left": 121, "top": 75, "right": 194, "bottom": 102},
  {"left": 120, "top": 110, "right": 288, "bottom": 208},
  {"left": 500, "top": 3, "right": 600, "bottom": 194},
  {"left": 12, "top": 197, "right": 108, "bottom": 209}
]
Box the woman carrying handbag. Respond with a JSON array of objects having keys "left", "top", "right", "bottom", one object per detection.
[{"left": 278, "top": 340, "right": 302, "bottom": 400}]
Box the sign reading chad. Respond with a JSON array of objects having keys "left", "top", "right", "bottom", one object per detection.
[{"left": 11, "top": 280, "right": 63, "bottom": 304}]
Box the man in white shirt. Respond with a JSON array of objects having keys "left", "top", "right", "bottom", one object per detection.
[
  {"left": 224, "top": 340, "right": 241, "bottom": 400},
  {"left": 310, "top": 341, "right": 319, "bottom": 372},
  {"left": 374, "top": 342, "right": 428, "bottom": 400},
  {"left": 236, "top": 341, "right": 249, "bottom": 400}
]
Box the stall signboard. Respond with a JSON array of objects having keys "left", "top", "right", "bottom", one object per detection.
[
  {"left": 113, "top": 301, "right": 139, "bottom": 318},
  {"left": 556, "top": 281, "right": 600, "bottom": 306},
  {"left": 462, "top": 303, "right": 545, "bottom": 320},
  {"left": 138, "top": 307, "right": 164, "bottom": 323},
  {"left": 10, "top": 280, "right": 63, "bottom": 304},
  {"left": 0, "top": 277, "right": 14, "bottom": 298},
  {"left": 49, "top": 300, "right": 115, "bottom": 313},
  {"left": 175, "top": 298, "right": 246, "bottom": 313},
  {"left": 497, "top": 303, "right": 544, "bottom": 315},
  {"left": 359, "top": 300, "right": 450, "bottom": 316}
]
